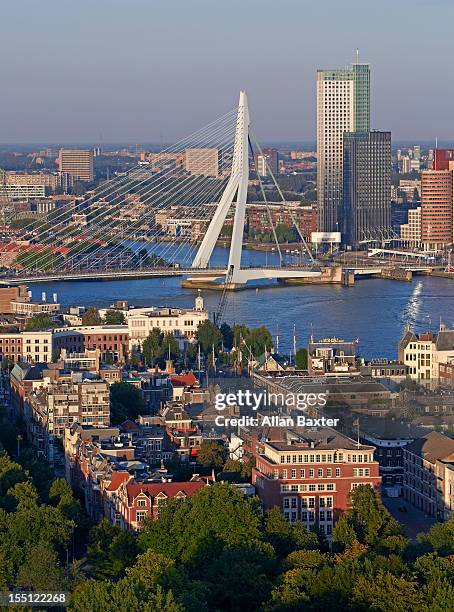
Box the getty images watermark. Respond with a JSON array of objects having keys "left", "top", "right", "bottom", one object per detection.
[{"left": 214, "top": 389, "right": 339, "bottom": 428}]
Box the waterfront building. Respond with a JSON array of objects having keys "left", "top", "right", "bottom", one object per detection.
[
  {"left": 307, "top": 337, "right": 358, "bottom": 375},
  {"left": 342, "top": 131, "right": 391, "bottom": 246},
  {"left": 398, "top": 324, "right": 454, "bottom": 380},
  {"left": 58, "top": 149, "right": 94, "bottom": 182},
  {"left": 128, "top": 293, "right": 208, "bottom": 350},
  {"left": 421, "top": 168, "right": 453, "bottom": 251},
  {"left": 317, "top": 63, "right": 370, "bottom": 234},
  {"left": 251, "top": 428, "right": 380, "bottom": 537},
  {"left": 403, "top": 431, "right": 454, "bottom": 520},
  {"left": 400, "top": 206, "right": 422, "bottom": 247}
]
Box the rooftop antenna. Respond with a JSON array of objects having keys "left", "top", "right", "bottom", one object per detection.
[
  {"left": 435, "top": 136, "right": 438, "bottom": 149},
  {"left": 355, "top": 48, "right": 359, "bottom": 63}
]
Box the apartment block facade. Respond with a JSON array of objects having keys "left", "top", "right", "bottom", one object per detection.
[{"left": 251, "top": 429, "right": 380, "bottom": 538}]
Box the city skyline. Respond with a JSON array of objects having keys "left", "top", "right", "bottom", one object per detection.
[{"left": 1, "top": 0, "right": 454, "bottom": 143}]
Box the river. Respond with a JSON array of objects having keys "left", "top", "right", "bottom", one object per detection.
[{"left": 28, "top": 244, "right": 454, "bottom": 360}]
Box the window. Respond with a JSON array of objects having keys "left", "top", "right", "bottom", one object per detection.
[
  {"left": 137, "top": 499, "right": 146, "bottom": 507},
  {"left": 282, "top": 469, "right": 287, "bottom": 478},
  {"left": 283, "top": 498, "right": 290, "bottom": 509},
  {"left": 309, "top": 468, "right": 314, "bottom": 477},
  {"left": 136, "top": 510, "right": 147, "bottom": 523},
  {"left": 335, "top": 468, "right": 340, "bottom": 477},
  {"left": 300, "top": 469, "right": 305, "bottom": 478},
  {"left": 318, "top": 468, "right": 323, "bottom": 477},
  {"left": 327, "top": 468, "right": 332, "bottom": 477},
  {"left": 291, "top": 469, "right": 296, "bottom": 479}
]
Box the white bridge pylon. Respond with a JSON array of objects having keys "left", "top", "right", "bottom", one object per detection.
[{"left": 190, "top": 91, "right": 322, "bottom": 287}]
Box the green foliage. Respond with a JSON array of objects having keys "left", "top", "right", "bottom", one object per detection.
[
  {"left": 196, "top": 440, "right": 227, "bottom": 471},
  {"left": 142, "top": 328, "right": 163, "bottom": 366},
  {"left": 87, "top": 518, "right": 138, "bottom": 580},
  {"left": 220, "top": 322, "right": 234, "bottom": 350},
  {"left": 295, "top": 347, "right": 308, "bottom": 370},
  {"left": 138, "top": 482, "right": 263, "bottom": 564},
  {"left": 103, "top": 309, "right": 126, "bottom": 325},
  {"left": 196, "top": 320, "right": 222, "bottom": 355},
  {"left": 24, "top": 313, "right": 55, "bottom": 331},
  {"left": 81, "top": 306, "right": 101, "bottom": 326},
  {"left": 110, "top": 381, "right": 146, "bottom": 424}
]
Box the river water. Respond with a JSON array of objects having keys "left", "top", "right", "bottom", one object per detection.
[{"left": 28, "top": 244, "right": 454, "bottom": 360}]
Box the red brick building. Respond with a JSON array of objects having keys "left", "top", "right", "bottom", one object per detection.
[
  {"left": 251, "top": 429, "right": 380, "bottom": 538},
  {"left": 110, "top": 480, "right": 206, "bottom": 530}
]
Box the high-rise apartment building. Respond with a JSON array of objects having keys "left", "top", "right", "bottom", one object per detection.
[
  {"left": 317, "top": 63, "right": 370, "bottom": 233},
  {"left": 185, "top": 148, "right": 219, "bottom": 177},
  {"left": 58, "top": 149, "right": 94, "bottom": 182},
  {"left": 421, "top": 169, "right": 453, "bottom": 250},
  {"left": 342, "top": 131, "right": 391, "bottom": 245}
]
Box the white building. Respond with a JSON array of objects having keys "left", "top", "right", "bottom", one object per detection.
[
  {"left": 128, "top": 294, "right": 208, "bottom": 350},
  {"left": 400, "top": 207, "right": 421, "bottom": 247},
  {"left": 398, "top": 325, "right": 454, "bottom": 380}
]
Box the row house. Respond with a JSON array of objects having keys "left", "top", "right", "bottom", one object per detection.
[
  {"left": 12, "top": 364, "right": 110, "bottom": 464},
  {"left": 251, "top": 428, "right": 380, "bottom": 538},
  {"left": 403, "top": 431, "right": 454, "bottom": 520},
  {"left": 160, "top": 402, "right": 203, "bottom": 461},
  {"left": 0, "top": 328, "right": 85, "bottom": 365}
]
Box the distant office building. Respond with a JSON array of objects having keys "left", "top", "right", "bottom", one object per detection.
[
  {"left": 421, "top": 168, "right": 453, "bottom": 251},
  {"left": 400, "top": 207, "right": 421, "bottom": 247},
  {"left": 185, "top": 148, "right": 219, "bottom": 177},
  {"left": 342, "top": 131, "right": 391, "bottom": 246},
  {"left": 255, "top": 148, "right": 279, "bottom": 177},
  {"left": 5, "top": 172, "right": 57, "bottom": 191},
  {"left": 317, "top": 63, "right": 370, "bottom": 234},
  {"left": 399, "top": 156, "right": 412, "bottom": 174},
  {"left": 2, "top": 184, "right": 45, "bottom": 199},
  {"left": 58, "top": 149, "right": 94, "bottom": 182}
]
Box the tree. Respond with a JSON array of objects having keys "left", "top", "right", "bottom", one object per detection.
[
  {"left": 16, "top": 543, "right": 66, "bottom": 592},
  {"left": 142, "top": 328, "right": 163, "bottom": 366},
  {"left": 110, "top": 382, "right": 146, "bottom": 424},
  {"left": 82, "top": 307, "right": 101, "bottom": 326},
  {"left": 197, "top": 320, "right": 222, "bottom": 355},
  {"left": 220, "top": 322, "right": 233, "bottom": 351},
  {"left": 160, "top": 334, "right": 180, "bottom": 362},
  {"left": 196, "top": 440, "right": 227, "bottom": 471},
  {"left": 24, "top": 313, "right": 55, "bottom": 331},
  {"left": 87, "top": 518, "right": 138, "bottom": 580},
  {"left": 295, "top": 347, "right": 308, "bottom": 370},
  {"left": 103, "top": 309, "right": 125, "bottom": 325},
  {"left": 338, "top": 485, "right": 405, "bottom": 550},
  {"left": 139, "top": 483, "right": 263, "bottom": 565}
]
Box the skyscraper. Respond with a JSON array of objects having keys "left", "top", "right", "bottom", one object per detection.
[
  {"left": 342, "top": 131, "right": 391, "bottom": 246},
  {"left": 317, "top": 63, "right": 370, "bottom": 233}
]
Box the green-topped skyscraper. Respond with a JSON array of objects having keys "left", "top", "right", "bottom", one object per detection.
[{"left": 316, "top": 62, "right": 370, "bottom": 234}]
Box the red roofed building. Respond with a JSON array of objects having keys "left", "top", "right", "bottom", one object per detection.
[{"left": 110, "top": 479, "right": 207, "bottom": 530}]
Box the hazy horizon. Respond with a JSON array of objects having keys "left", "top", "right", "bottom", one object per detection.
[{"left": 2, "top": 0, "right": 453, "bottom": 144}]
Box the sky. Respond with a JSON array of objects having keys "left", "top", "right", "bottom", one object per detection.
[{"left": 1, "top": 0, "right": 453, "bottom": 144}]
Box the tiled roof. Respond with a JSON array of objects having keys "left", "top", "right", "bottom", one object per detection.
[
  {"left": 405, "top": 431, "right": 454, "bottom": 463},
  {"left": 105, "top": 471, "right": 131, "bottom": 491},
  {"left": 126, "top": 480, "right": 205, "bottom": 504}
]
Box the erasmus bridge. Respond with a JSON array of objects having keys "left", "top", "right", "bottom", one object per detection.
[{"left": 1, "top": 92, "right": 329, "bottom": 289}]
